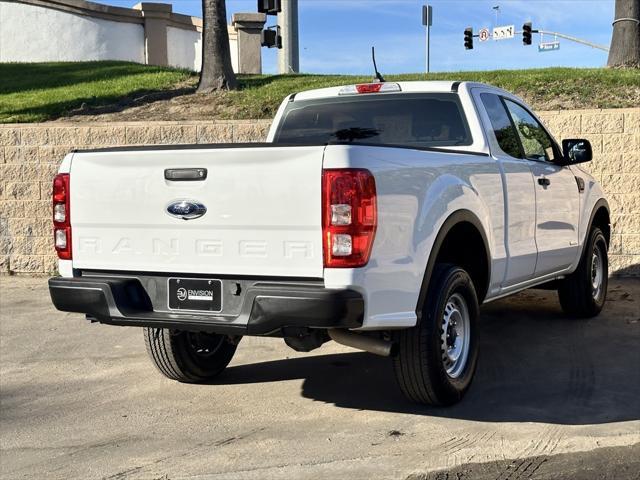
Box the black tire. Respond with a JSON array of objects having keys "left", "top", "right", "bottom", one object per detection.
[
  {"left": 558, "top": 227, "right": 608, "bottom": 318},
  {"left": 144, "top": 328, "right": 238, "bottom": 383},
  {"left": 393, "top": 264, "right": 479, "bottom": 406}
]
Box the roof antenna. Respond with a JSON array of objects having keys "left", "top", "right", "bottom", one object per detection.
[{"left": 371, "top": 47, "right": 386, "bottom": 83}]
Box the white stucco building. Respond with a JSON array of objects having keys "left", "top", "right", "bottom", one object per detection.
[{"left": 0, "top": 0, "right": 266, "bottom": 73}]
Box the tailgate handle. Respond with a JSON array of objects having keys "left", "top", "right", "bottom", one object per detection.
[{"left": 165, "top": 168, "right": 207, "bottom": 181}]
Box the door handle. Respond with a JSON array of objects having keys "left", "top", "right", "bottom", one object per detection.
[
  {"left": 165, "top": 168, "right": 207, "bottom": 181},
  {"left": 538, "top": 177, "right": 551, "bottom": 187}
]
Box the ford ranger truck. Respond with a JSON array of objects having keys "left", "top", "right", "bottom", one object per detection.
[{"left": 48, "top": 81, "right": 610, "bottom": 406}]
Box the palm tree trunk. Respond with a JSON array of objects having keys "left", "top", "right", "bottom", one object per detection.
[
  {"left": 607, "top": 0, "right": 640, "bottom": 67},
  {"left": 198, "top": 0, "right": 237, "bottom": 92}
]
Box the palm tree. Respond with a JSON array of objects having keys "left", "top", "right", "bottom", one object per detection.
[
  {"left": 607, "top": 0, "right": 640, "bottom": 67},
  {"left": 198, "top": 0, "right": 237, "bottom": 92}
]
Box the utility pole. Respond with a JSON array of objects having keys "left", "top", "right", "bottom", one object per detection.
[
  {"left": 422, "top": 5, "right": 432, "bottom": 73},
  {"left": 277, "top": 0, "right": 299, "bottom": 73}
]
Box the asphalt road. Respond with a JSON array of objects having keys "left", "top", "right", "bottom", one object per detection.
[{"left": 1, "top": 277, "right": 639, "bottom": 480}]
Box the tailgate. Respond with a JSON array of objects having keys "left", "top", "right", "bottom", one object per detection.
[{"left": 70, "top": 146, "right": 325, "bottom": 278}]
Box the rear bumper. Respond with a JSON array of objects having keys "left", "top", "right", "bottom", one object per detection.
[{"left": 48, "top": 276, "right": 364, "bottom": 335}]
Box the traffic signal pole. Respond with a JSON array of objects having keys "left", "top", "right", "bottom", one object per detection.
[
  {"left": 277, "top": 0, "right": 299, "bottom": 73},
  {"left": 535, "top": 30, "right": 609, "bottom": 52}
]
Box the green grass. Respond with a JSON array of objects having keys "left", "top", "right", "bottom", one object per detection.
[
  {"left": 1, "top": 62, "right": 638, "bottom": 123},
  {"left": 228, "top": 68, "right": 640, "bottom": 119},
  {"left": 0, "top": 61, "right": 195, "bottom": 123}
]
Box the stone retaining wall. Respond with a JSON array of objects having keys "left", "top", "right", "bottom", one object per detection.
[{"left": 1, "top": 109, "right": 638, "bottom": 276}]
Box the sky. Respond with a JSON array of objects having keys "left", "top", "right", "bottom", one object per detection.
[{"left": 103, "top": 0, "right": 614, "bottom": 74}]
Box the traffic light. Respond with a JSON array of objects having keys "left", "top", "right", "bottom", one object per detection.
[
  {"left": 523, "top": 22, "right": 532, "bottom": 45},
  {"left": 258, "top": 0, "right": 281, "bottom": 15},
  {"left": 261, "top": 26, "right": 282, "bottom": 49},
  {"left": 464, "top": 27, "right": 473, "bottom": 50}
]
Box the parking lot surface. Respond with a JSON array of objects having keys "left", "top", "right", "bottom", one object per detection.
[{"left": 1, "top": 277, "right": 639, "bottom": 479}]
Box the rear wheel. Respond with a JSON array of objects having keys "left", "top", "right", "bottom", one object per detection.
[
  {"left": 393, "top": 264, "right": 479, "bottom": 406},
  {"left": 558, "top": 227, "right": 608, "bottom": 318},
  {"left": 144, "top": 328, "right": 238, "bottom": 383}
]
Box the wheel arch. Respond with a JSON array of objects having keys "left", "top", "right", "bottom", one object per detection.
[
  {"left": 416, "top": 209, "right": 491, "bottom": 322},
  {"left": 586, "top": 199, "right": 611, "bottom": 249}
]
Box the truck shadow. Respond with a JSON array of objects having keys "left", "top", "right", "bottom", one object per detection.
[{"left": 219, "top": 285, "right": 640, "bottom": 424}]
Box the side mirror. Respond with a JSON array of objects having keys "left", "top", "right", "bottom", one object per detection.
[{"left": 561, "top": 139, "right": 593, "bottom": 165}]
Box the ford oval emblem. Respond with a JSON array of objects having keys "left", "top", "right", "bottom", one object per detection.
[{"left": 166, "top": 199, "right": 207, "bottom": 220}]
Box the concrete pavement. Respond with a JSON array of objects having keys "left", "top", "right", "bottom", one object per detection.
[{"left": 1, "top": 276, "right": 639, "bottom": 479}]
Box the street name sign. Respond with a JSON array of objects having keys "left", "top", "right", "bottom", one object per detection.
[{"left": 539, "top": 41, "right": 560, "bottom": 52}]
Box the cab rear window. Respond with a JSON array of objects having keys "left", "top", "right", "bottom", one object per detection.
[{"left": 274, "top": 93, "right": 472, "bottom": 148}]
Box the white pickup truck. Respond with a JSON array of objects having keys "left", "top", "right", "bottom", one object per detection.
[{"left": 49, "top": 81, "right": 610, "bottom": 406}]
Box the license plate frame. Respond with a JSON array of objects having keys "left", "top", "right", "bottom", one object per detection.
[{"left": 167, "top": 278, "right": 223, "bottom": 313}]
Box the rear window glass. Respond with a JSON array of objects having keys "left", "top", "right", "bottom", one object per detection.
[{"left": 274, "top": 93, "right": 472, "bottom": 148}]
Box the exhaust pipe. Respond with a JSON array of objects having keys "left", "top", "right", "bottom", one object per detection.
[{"left": 328, "top": 329, "right": 396, "bottom": 357}]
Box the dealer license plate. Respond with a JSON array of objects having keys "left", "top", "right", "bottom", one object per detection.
[{"left": 167, "top": 278, "right": 222, "bottom": 313}]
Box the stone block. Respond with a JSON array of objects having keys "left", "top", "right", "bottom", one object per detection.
[
  {"left": 38, "top": 146, "right": 73, "bottom": 164},
  {"left": 609, "top": 233, "right": 624, "bottom": 254},
  {"left": 4, "top": 146, "right": 40, "bottom": 164},
  {"left": 617, "top": 152, "right": 640, "bottom": 173},
  {"left": 125, "top": 126, "right": 163, "bottom": 144},
  {"left": 3, "top": 182, "right": 41, "bottom": 200},
  {"left": 40, "top": 181, "right": 53, "bottom": 200},
  {"left": 20, "top": 128, "right": 49, "bottom": 146},
  {"left": 0, "top": 128, "right": 20, "bottom": 147},
  {"left": 9, "top": 255, "right": 44, "bottom": 273},
  {"left": 615, "top": 214, "right": 640, "bottom": 234},
  {"left": 582, "top": 112, "right": 624, "bottom": 134},
  {"left": 233, "top": 123, "right": 270, "bottom": 142},
  {"left": 161, "top": 125, "right": 197, "bottom": 144},
  {"left": 603, "top": 134, "right": 638, "bottom": 153},
  {"left": 23, "top": 200, "right": 51, "bottom": 219},
  {"left": 0, "top": 200, "right": 24, "bottom": 219},
  {"left": 595, "top": 153, "right": 640, "bottom": 174},
  {"left": 622, "top": 234, "right": 640, "bottom": 254},
  {"left": 601, "top": 174, "right": 640, "bottom": 194},
  {"left": 609, "top": 254, "right": 640, "bottom": 276},
  {"left": 0, "top": 255, "right": 8, "bottom": 273},
  {"left": 8, "top": 218, "right": 50, "bottom": 237},
  {"left": 12, "top": 236, "right": 52, "bottom": 255},
  {"left": 541, "top": 113, "right": 581, "bottom": 138},
  {"left": 624, "top": 111, "right": 640, "bottom": 134},
  {"left": 36, "top": 164, "right": 61, "bottom": 181},
  {"left": 89, "top": 126, "right": 126, "bottom": 145},
  {"left": 607, "top": 194, "right": 639, "bottom": 215},
  {"left": 196, "top": 124, "right": 233, "bottom": 144},
  {"left": 0, "top": 237, "right": 13, "bottom": 255},
  {"left": 44, "top": 255, "right": 59, "bottom": 274},
  {"left": 0, "top": 164, "right": 27, "bottom": 182},
  {"left": 50, "top": 127, "right": 91, "bottom": 146},
  {"left": 588, "top": 153, "right": 618, "bottom": 174}
]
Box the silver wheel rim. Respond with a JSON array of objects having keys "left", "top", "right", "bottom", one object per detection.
[
  {"left": 591, "top": 245, "right": 604, "bottom": 301},
  {"left": 441, "top": 293, "right": 471, "bottom": 379}
]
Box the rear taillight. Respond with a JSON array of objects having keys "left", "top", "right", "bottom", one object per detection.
[
  {"left": 52, "top": 173, "right": 71, "bottom": 260},
  {"left": 322, "top": 169, "right": 377, "bottom": 268}
]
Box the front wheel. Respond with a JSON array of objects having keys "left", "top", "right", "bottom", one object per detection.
[
  {"left": 144, "top": 328, "right": 239, "bottom": 383},
  {"left": 558, "top": 227, "right": 608, "bottom": 318},
  {"left": 393, "top": 264, "right": 479, "bottom": 406}
]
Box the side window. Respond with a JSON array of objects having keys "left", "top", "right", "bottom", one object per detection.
[
  {"left": 503, "top": 99, "right": 557, "bottom": 162},
  {"left": 479, "top": 93, "right": 522, "bottom": 159}
]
